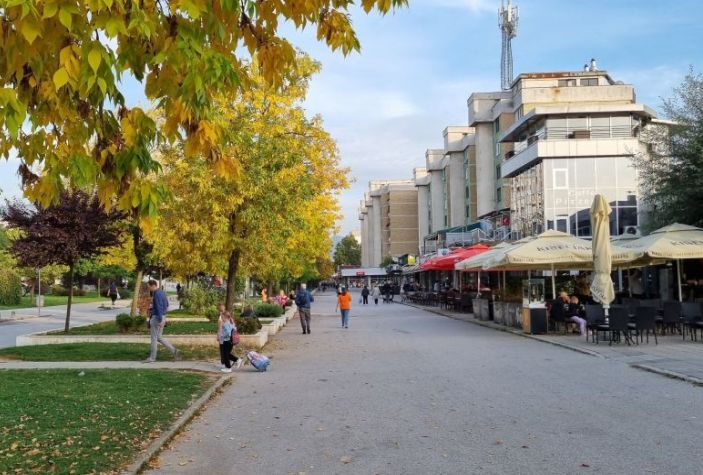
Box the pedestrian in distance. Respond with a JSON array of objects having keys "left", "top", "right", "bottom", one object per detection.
[
  {"left": 108, "top": 281, "right": 118, "bottom": 306},
  {"left": 336, "top": 286, "right": 352, "bottom": 328},
  {"left": 261, "top": 288, "right": 268, "bottom": 304},
  {"left": 372, "top": 284, "right": 381, "bottom": 305},
  {"left": 144, "top": 280, "right": 180, "bottom": 363},
  {"left": 217, "top": 304, "right": 243, "bottom": 372},
  {"left": 275, "top": 289, "right": 288, "bottom": 312},
  {"left": 361, "top": 285, "right": 370, "bottom": 305},
  {"left": 295, "top": 283, "right": 314, "bottom": 334}
]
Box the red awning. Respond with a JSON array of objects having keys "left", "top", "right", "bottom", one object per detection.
[{"left": 420, "top": 244, "right": 491, "bottom": 271}]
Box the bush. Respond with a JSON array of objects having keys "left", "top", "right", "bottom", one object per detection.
[
  {"left": 254, "top": 303, "right": 283, "bottom": 319},
  {"left": 0, "top": 268, "right": 22, "bottom": 305},
  {"left": 204, "top": 306, "right": 219, "bottom": 322},
  {"left": 235, "top": 317, "right": 262, "bottom": 335},
  {"left": 50, "top": 285, "right": 86, "bottom": 297},
  {"left": 181, "top": 286, "right": 224, "bottom": 315},
  {"left": 115, "top": 313, "right": 147, "bottom": 333},
  {"left": 115, "top": 313, "right": 132, "bottom": 333}
]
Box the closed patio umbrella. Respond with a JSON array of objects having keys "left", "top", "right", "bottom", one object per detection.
[
  {"left": 589, "top": 195, "right": 615, "bottom": 308},
  {"left": 620, "top": 223, "right": 703, "bottom": 301}
]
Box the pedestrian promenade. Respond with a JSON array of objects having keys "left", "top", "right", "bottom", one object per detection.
[
  {"left": 147, "top": 290, "right": 702, "bottom": 475},
  {"left": 404, "top": 301, "right": 703, "bottom": 385}
]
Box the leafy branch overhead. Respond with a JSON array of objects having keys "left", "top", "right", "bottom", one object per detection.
[{"left": 0, "top": 0, "right": 407, "bottom": 211}]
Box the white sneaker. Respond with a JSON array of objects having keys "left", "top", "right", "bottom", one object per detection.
[{"left": 221, "top": 367, "right": 233, "bottom": 373}]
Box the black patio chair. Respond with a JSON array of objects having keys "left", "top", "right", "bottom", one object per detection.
[
  {"left": 549, "top": 300, "right": 568, "bottom": 334},
  {"left": 661, "top": 301, "right": 682, "bottom": 335},
  {"left": 682, "top": 302, "right": 703, "bottom": 342},
  {"left": 604, "top": 306, "right": 633, "bottom": 346},
  {"left": 584, "top": 305, "right": 606, "bottom": 343},
  {"left": 457, "top": 294, "right": 473, "bottom": 313},
  {"left": 634, "top": 306, "right": 658, "bottom": 344}
]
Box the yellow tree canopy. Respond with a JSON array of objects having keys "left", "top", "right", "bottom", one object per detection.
[
  {"left": 149, "top": 54, "right": 347, "bottom": 286},
  {"left": 0, "top": 0, "right": 405, "bottom": 210}
]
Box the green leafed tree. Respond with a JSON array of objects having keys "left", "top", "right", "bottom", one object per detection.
[
  {"left": 636, "top": 68, "right": 703, "bottom": 230},
  {"left": 333, "top": 233, "right": 361, "bottom": 268}
]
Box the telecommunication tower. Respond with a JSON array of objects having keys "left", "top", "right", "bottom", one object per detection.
[{"left": 499, "top": 0, "right": 519, "bottom": 90}]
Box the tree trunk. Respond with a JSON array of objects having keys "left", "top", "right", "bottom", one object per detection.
[
  {"left": 131, "top": 270, "right": 143, "bottom": 317},
  {"left": 97, "top": 278, "right": 101, "bottom": 299},
  {"left": 64, "top": 265, "right": 74, "bottom": 333},
  {"left": 225, "top": 249, "right": 241, "bottom": 314}
]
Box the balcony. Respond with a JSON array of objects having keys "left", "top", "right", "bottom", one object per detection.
[{"left": 501, "top": 125, "right": 641, "bottom": 178}]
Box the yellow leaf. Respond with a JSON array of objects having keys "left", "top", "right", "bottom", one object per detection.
[
  {"left": 43, "top": 3, "right": 58, "bottom": 19},
  {"left": 20, "top": 20, "right": 41, "bottom": 44},
  {"left": 88, "top": 48, "right": 101, "bottom": 73},
  {"left": 58, "top": 8, "right": 72, "bottom": 31},
  {"left": 52, "top": 68, "right": 69, "bottom": 90}
]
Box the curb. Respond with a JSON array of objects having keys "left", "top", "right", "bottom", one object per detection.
[
  {"left": 630, "top": 363, "right": 703, "bottom": 387},
  {"left": 402, "top": 302, "right": 603, "bottom": 359},
  {"left": 123, "top": 374, "right": 232, "bottom": 475}
]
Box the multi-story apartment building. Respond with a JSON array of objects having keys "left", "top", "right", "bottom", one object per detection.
[
  {"left": 363, "top": 64, "right": 659, "bottom": 263},
  {"left": 359, "top": 180, "right": 419, "bottom": 267}
]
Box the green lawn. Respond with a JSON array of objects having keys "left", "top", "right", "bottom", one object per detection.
[
  {"left": 0, "top": 343, "right": 221, "bottom": 362},
  {"left": 0, "top": 369, "right": 211, "bottom": 474},
  {"left": 50, "top": 320, "right": 217, "bottom": 335},
  {"left": 167, "top": 309, "right": 206, "bottom": 318},
  {"left": 0, "top": 291, "right": 110, "bottom": 311}
]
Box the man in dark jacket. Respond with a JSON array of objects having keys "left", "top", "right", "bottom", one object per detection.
[
  {"left": 295, "top": 283, "right": 314, "bottom": 334},
  {"left": 144, "top": 280, "right": 179, "bottom": 363}
]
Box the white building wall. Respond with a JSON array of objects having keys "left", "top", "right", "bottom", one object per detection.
[
  {"left": 447, "top": 152, "right": 466, "bottom": 227},
  {"left": 475, "top": 122, "right": 497, "bottom": 217},
  {"left": 371, "top": 195, "right": 383, "bottom": 266},
  {"left": 416, "top": 184, "right": 430, "bottom": 247}
]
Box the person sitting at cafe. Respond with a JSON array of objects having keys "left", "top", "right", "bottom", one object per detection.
[
  {"left": 567, "top": 295, "right": 587, "bottom": 336},
  {"left": 550, "top": 291, "right": 570, "bottom": 328}
]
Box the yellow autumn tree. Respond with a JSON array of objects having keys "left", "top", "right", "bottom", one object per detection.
[
  {"left": 0, "top": 0, "right": 405, "bottom": 214},
  {"left": 149, "top": 53, "right": 347, "bottom": 310}
]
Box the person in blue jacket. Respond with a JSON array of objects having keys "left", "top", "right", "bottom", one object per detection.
[{"left": 144, "top": 280, "right": 180, "bottom": 363}]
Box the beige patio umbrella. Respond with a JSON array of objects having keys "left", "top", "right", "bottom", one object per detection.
[
  {"left": 589, "top": 195, "right": 615, "bottom": 307},
  {"left": 620, "top": 223, "right": 703, "bottom": 301},
  {"left": 455, "top": 241, "right": 516, "bottom": 297},
  {"left": 481, "top": 230, "right": 642, "bottom": 298}
]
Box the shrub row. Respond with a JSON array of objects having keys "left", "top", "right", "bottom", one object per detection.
[{"left": 0, "top": 268, "right": 22, "bottom": 305}]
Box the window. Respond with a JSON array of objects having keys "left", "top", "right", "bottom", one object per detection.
[
  {"left": 580, "top": 78, "right": 598, "bottom": 86},
  {"left": 553, "top": 169, "right": 568, "bottom": 189},
  {"left": 558, "top": 79, "right": 576, "bottom": 87},
  {"left": 496, "top": 165, "right": 502, "bottom": 179},
  {"left": 496, "top": 187, "right": 502, "bottom": 204}
]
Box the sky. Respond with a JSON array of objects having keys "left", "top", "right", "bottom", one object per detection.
[{"left": 1, "top": 0, "right": 702, "bottom": 237}]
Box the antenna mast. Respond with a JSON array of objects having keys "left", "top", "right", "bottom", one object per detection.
[{"left": 499, "top": 0, "right": 519, "bottom": 90}]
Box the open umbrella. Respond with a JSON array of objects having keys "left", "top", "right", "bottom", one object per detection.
[
  {"left": 421, "top": 244, "right": 490, "bottom": 271},
  {"left": 589, "top": 195, "right": 615, "bottom": 308},
  {"left": 620, "top": 223, "right": 703, "bottom": 301},
  {"left": 481, "top": 230, "right": 642, "bottom": 298}
]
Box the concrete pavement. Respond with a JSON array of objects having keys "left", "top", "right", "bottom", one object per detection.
[
  {"left": 148, "top": 290, "right": 703, "bottom": 475},
  {"left": 0, "top": 299, "right": 130, "bottom": 349}
]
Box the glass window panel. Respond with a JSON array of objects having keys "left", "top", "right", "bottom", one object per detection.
[
  {"left": 617, "top": 208, "right": 638, "bottom": 235},
  {"left": 554, "top": 169, "right": 568, "bottom": 189},
  {"left": 574, "top": 159, "right": 595, "bottom": 188},
  {"left": 556, "top": 216, "right": 568, "bottom": 233},
  {"left": 568, "top": 117, "right": 588, "bottom": 130},
  {"left": 596, "top": 158, "right": 616, "bottom": 187},
  {"left": 577, "top": 210, "right": 591, "bottom": 237}
]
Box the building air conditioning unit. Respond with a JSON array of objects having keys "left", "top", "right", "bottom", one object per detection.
[{"left": 623, "top": 226, "right": 641, "bottom": 237}]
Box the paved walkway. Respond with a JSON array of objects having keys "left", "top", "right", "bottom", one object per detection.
[
  {"left": 0, "top": 299, "right": 132, "bottom": 349},
  {"left": 147, "top": 290, "right": 702, "bottom": 475},
  {"left": 414, "top": 303, "right": 703, "bottom": 385}
]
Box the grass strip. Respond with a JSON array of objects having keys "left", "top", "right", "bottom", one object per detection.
[
  {"left": 0, "top": 369, "right": 210, "bottom": 474},
  {"left": 49, "top": 320, "right": 217, "bottom": 336},
  {"left": 0, "top": 343, "right": 221, "bottom": 362}
]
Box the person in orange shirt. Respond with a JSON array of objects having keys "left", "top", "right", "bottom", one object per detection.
[{"left": 335, "top": 287, "right": 352, "bottom": 329}]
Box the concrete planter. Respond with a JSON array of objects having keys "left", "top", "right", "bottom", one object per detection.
[
  {"left": 16, "top": 330, "right": 269, "bottom": 349},
  {"left": 493, "top": 302, "right": 505, "bottom": 325},
  {"left": 166, "top": 317, "right": 209, "bottom": 323},
  {"left": 472, "top": 299, "right": 483, "bottom": 319},
  {"left": 261, "top": 322, "right": 278, "bottom": 337}
]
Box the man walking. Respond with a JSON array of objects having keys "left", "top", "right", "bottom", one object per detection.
[
  {"left": 361, "top": 285, "right": 370, "bottom": 305},
  {"left": 295, "top": 283, "right": 314, "bottom": 334},
  {"left": 144, "top": 280, "right": 180, "bottom": 363}
]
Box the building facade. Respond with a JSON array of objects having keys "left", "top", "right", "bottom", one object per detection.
[
  {"left": 359, "top": 180, "right": 419, "bottom": 267},
  {"left": 362, "top": 65, "right": 659, "bottom": 262}
]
